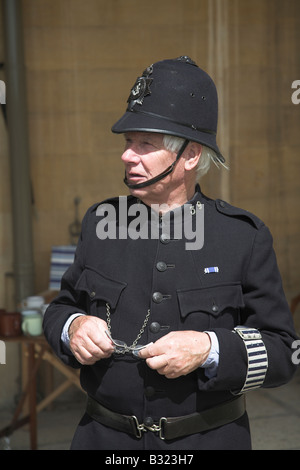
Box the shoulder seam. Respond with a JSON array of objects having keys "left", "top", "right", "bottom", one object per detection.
[{"left": 215, "top": 199, "right": 264, "bottom": 230}]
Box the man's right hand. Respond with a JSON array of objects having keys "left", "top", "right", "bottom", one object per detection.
[{"left": 68, "top": 316, "right": 115, "bottom": 365}]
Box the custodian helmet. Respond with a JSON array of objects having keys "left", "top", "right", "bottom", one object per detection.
[{"left": 112, "top": 56, "right": 224, "bottom": 163}]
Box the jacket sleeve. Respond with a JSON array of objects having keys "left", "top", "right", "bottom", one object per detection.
[
  {"left": 42, "top": 207, "right": 93, "bottom": 368},
  {"left": 199, "top": 223, "right": 299, "bottom": 393}
]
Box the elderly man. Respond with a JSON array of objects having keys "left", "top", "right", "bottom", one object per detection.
[{"left": 43, "top": 56, "right": 298, "bottom": 450}]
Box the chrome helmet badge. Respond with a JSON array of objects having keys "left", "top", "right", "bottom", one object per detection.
[{"left": 127, "top": 65, "right": 153, "bottom": 109}]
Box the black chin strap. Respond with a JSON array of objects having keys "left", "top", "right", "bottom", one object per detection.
[{"left": 124, "top": 139, "right": 189, "bottom": 190}]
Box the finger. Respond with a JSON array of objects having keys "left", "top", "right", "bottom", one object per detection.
[
  {"left": 71, "top": 333, "right": 114, "bottom": 364},
  {"left": 82, "top": 321, "right": 115, "bottom": 353},
  {"left": 92, "top": 331, "right": 115, "bottom": 354},
  {"left": 149, "top": 359, "right": 180, "bottom": 379},
  {"left": 71, "top": 342, "right": 98, "bottom": 365},
  {"left": 138, "top": 343, "right": 155, "bottom": 359},
  {"left": 72, "top": 344, "right": 112, "bottom": 365},
  {"left": 145, "top": 354, "right": 168, "bottom": 371}
]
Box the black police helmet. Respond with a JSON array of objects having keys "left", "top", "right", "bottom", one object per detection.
[{"left": 112, "top": 56, "right": 225, "bottom": 163}]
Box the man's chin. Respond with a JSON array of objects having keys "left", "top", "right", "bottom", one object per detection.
[
  {"left": 125, "top": 178, "right": 148, "bottom": 192},
  {"left": 128, "top": 185, "right": 147, "bottom": 196}
]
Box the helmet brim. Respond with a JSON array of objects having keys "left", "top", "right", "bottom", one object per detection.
[{"left": 112, "top": 110, "right": 225, "bottom": 164}]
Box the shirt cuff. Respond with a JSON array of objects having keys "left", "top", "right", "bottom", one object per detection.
[
  {"left": 201, "top": 331, "right": 220, "bottom": 378},
  {"left": 61, "top": 313, "right": 85, "bottom": 348}
]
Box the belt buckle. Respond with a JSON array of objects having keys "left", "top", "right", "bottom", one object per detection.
[
  {"left": 132, "top": 416, "right": 167, "bottom": 440},
  {"left": 158, "top": 417, "right": 167, "bottom": 440},
  {"left": 131, "top": 416, "right": 143, "bottom": 438}
]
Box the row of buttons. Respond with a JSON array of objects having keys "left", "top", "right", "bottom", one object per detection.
[
  {"left": 143, "top": 202, "right": 205, "bottom": 424},
  {"left": 153, "top": 261, "right": 174, "bottom": 303},
  {"left": 145, "top": 236, "right": 173, "bottom": 405}
]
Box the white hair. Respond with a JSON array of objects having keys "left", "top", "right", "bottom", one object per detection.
[{"left": 163, "top": 134, "right": 228, "bottom": 180}]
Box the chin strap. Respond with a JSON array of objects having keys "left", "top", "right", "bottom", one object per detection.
[{"left": 124, "top": 139, "right": 189, "bottom": 189}]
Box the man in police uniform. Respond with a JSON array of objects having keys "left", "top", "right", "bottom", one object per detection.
[{"left": 43, "top": 56, "right": 298, "bottom": 450}]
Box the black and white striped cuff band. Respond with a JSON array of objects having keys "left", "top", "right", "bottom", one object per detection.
[{"left": 233, "top": 326, "right": 268, "bottom": 394}]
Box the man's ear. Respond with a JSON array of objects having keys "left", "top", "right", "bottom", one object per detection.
[{"left": 184, "top": 142, "right": 202, "bottom": 171}]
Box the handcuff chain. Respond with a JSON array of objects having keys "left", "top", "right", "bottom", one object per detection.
[{"left": 106, "top": 303, "right": 150, "bottom": 353}]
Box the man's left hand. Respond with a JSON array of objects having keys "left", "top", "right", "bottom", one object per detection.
[{"left": 138, "top": 331, "right": 211, "bottom": 378}]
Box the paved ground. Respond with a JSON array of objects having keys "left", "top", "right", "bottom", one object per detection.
[
  {"left": 0, "top": 366, "right": 299, "bottom": 450},
  {"left": 247, "top": 367, "right": 300, "bottom": 450}
]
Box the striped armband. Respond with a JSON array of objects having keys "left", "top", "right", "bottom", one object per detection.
[{"left": 233, "top": 326, "right": 268, "bottom": 394}]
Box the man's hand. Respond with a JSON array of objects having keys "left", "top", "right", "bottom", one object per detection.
[
  {"left": 68, "top": 316, "right": 115, "bottom": 365},
  {"left": 138, "top": 330, "right": 211, "bottom": 378}
]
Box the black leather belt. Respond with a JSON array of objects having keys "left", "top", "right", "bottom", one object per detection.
[{"left": 86, "top": 395, "right": 246, "bottom": 440}]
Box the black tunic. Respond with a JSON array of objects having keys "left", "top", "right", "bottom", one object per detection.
[{"left": 43, "top": 187, "right": 298, "bottom": 449}]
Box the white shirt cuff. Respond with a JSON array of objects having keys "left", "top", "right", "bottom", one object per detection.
[
  {"left": 61, "top": 313, "right": 85, "bottom": 347},
  {"left": 202, "top": 331, "right": 219, "bottom": 378}
]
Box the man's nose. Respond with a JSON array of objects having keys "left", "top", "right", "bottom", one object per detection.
[{"left": 121, "top": 148, "right": 140, "bottom": 164}]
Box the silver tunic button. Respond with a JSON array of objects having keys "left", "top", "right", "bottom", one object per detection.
[
  {"left": 160, "top": 233, "right": 170, "bottom": 244},
  {"left": 152, "top": 292, "right": 163, "bottom": 303},
  {"left": 156, "top": 261, "right": 167, "bottom": 272},
  {"left": 149, "top": 322, "right": 161, "bottom": 333}
]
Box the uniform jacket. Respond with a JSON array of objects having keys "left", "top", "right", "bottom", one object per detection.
[{"left": 43, "top": 187, "right": 298, "bottom": 449}]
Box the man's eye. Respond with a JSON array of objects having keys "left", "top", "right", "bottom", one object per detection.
[{"left": 143, "top": 142, "right": 155, "bottom": 148}]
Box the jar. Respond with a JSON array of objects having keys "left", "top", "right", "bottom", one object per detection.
[{"left": 0, "top": 310, "right": 22, "bottom": 337}]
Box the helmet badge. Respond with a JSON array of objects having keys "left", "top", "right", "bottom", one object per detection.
[{"left": 127, "top": 65, "right": 153, "bottom": 109}]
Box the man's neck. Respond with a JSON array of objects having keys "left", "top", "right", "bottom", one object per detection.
[{"left": 137, "top": 184, "right": 197, "bottom": 214}]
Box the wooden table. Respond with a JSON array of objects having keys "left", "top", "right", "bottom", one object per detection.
[{"left": 0, "top": 334, "right": 82, "bottom": 450}]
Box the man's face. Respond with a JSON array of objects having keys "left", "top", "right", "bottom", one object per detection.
[{"left": 121, "top": 131, "right": 182, "bottom": 203}]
